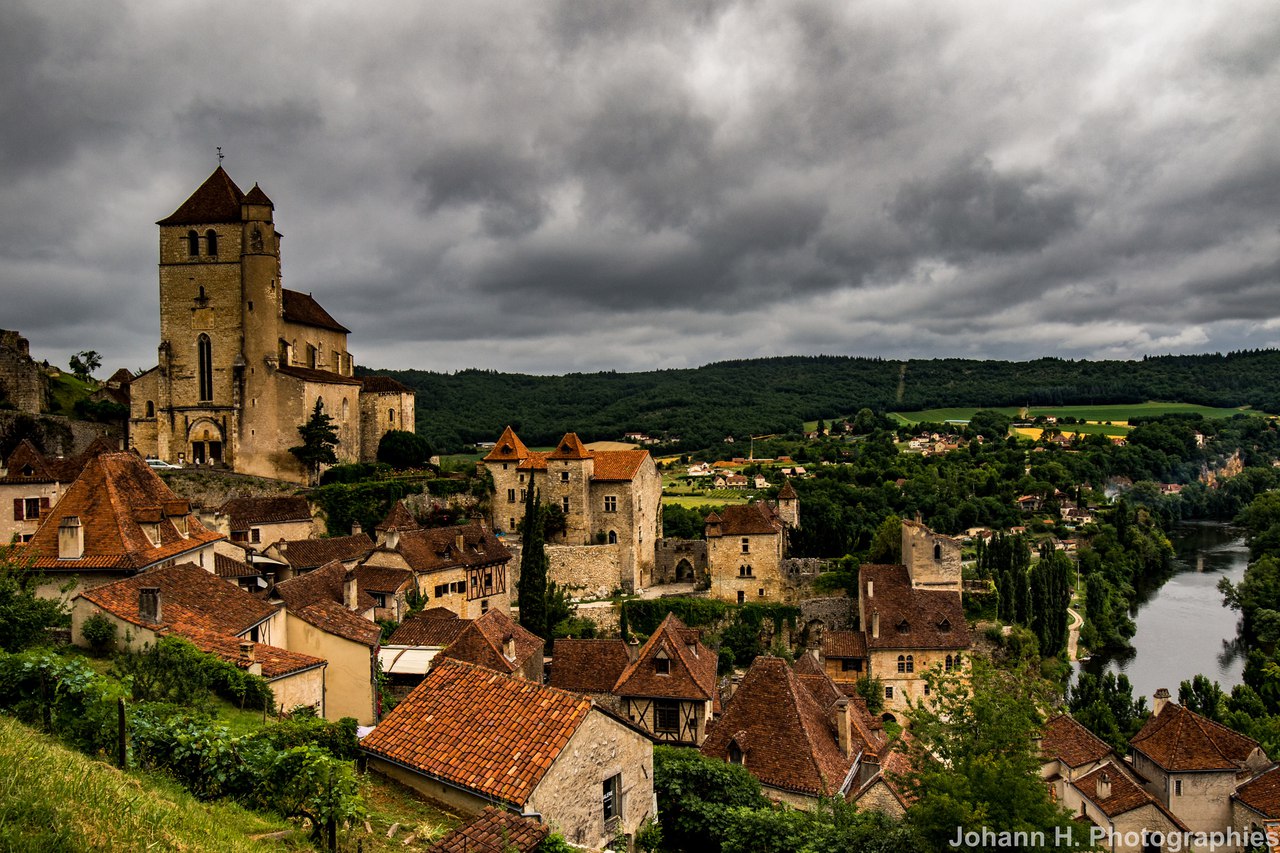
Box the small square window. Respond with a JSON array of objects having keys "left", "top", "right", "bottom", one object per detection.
[
  {"left": 655, "top": 700, "right": 679, "bottom": 733},
  {"left": 602, "top": 774, "right": 621, "bottom": 821},
  {"left": 885, "top": 686, "right": 894, "bottom": 699},
  {"left": 604, "top": 496, "right": 617, "bottom": 513},
  {"left": 560, "top": 471, "right": 569, "bottom": 482},
  {"left": 561, "top": 496, "right": 570, "bottom": 513},
  {"left": 655, "top": 656, "right": 670, "bottom": 675}
]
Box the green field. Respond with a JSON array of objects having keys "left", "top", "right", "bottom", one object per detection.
[
  {"left": 890, "top": 402, "right": 1260, "bottom": 426},
  {"left": 662, "top": 493, "right": 750, "bottom": 508}
]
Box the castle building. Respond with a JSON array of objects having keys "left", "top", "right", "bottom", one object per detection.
[
  {"left": 705, "top": 482, "right": 798, "bottom": 603},
  {"left": 128, "top": 167, "right": 414, "bottom": 483}
]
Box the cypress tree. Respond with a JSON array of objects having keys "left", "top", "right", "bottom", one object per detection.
[{"left": 517, "top": 485, "right": 549, "bottom": 639}]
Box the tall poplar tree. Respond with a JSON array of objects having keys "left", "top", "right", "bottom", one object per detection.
[{"left": 517, "top": 485, "right": 549, "bottom": 639}]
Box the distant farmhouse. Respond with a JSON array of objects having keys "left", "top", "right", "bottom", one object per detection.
[{"left": 128, "top": 167, "right": 414, "bottom": 483}]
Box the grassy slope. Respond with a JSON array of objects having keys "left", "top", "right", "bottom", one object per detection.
[
  {"left": 0, "top": 716, "right": 297, "bottom": 852},
  {"left": 45, "top": 372, "right": 97, "bottom": 417}
]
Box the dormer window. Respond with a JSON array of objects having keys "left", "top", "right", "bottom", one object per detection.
[
  {"left": 896, "top": 618, "right": 910, "bottom": 634},
  {"left": 655, "top": 652, "right": 670, "bottom": 675},
  {"left": 728, "top": 740, "right": 744, "bottom": 765},
  {"left": 937, "top": 618, "right": 951, "bottom": 632}
]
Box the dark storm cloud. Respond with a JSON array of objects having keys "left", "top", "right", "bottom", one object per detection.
[{"left": 3, "top": 0, "right": 1279, "bottom": 375}]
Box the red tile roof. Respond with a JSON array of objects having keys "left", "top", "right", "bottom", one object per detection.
[
  {"left": 360, "top": 659, "right": 594, "bottom": 807},
  {"left": 591, "top": 450, "right": 649, "bottom": 482},
  {"left": 482, "top": 428, "right": 650, "bottom": 481},
  {"left": 777, "top": 480, "right": 798, "bottom": 500},
  {"left": 1236, "top": 766, "right": 1280, "bottom": 818},
  {"left": 706, "top": 503, "right": 783, "bottom": 537},
  {"left": 156, "top": 167, "right": 245, "bottom": 225},
  {"left": 702, "top": 656, "right": 856, "bottom": 797},
  {"left": 546, "top": 433, "right": 591, "bottom": 460},
  {"left": 242, "top": 183, "right": 273, "bottom": 207},
  {"left": 821, "top": 631, "right": 867, "bottom": 659},
  {"left": 483, "top": 426, "right": 530, "bottom": 462},
  {"left": 614, "top": 613, "right": 716, "bottom": 702},
  {"left": 177, "top": 623, "right": 324, "bottom": 680},
  {"left": 386, "top": 608, "right": 469, "bottom": 647},
  {"left": 217, "top": 496, "right": 311, "bottom": 530},
  {"left": 3, "top": 437, "right": 117, "bottom": 485},
  {"left": 281, "top": 288, "right": 351, "bottom": 334},
  {"left": 272, "top": 558, "right": 377, "bottom": 613},
  {"left": 861, "top": 563, "right": 970, "bottom": 651},
  {"left": 23, "top": 453, "right": 222, "bottom": 572},
  {"left": 79, "top": 561, "right": 275, "bottom": 635},
  {"left": 213, "top": 552, "right": 260, "bottom": 579},
  {"left": 275, "top": 534, "right": 373, "bottom": 571},
  {"left": 388, "top": 523, "right": 511, "bottom": 574},
  {"left": 375, "top": 501, "right": 419, "bottom": 533},
  {"left": 293, "top": 600, "right": 381, "bottom": 647},
  {"left": 354, "top": 563, "right": 413, "bottom": 595},
  {"left": 1076, "top": 763, "right": 1188, "bottom": 829},
  {"left": 1041, "top": 714, "right": 1112, "bottom": 768},
  {"left": 549, "top": 638, "right": 633, "bottom": 694},
  {"left": 426, "top": 806, "right": 549, "bottom": 853},
  {"left": 437, "top": 609, "right": 543, "bottom": 675},
  {"left": 1131, "top": 701, "right": 1262, "bottom": 772}
]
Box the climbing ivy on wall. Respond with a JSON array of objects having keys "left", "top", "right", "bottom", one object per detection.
[{"left": 308, "top": 480, "right": 426, "bottom": 536}]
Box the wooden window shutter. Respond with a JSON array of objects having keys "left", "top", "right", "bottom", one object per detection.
[{"left": 12, "top": 499, "right": 23, "bottom": 521}]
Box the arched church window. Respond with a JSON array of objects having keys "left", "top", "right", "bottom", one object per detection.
[
  {"left": 197, "top": 334, "right": 213, "bottom": 402},
  {"left": 934, "top": 542, "right": 942, "bottom": 560},
  {"left": 906, "top": 654, "right": 914, "bottom": 673},
  {"left": 608, "top": 530, "right": 618, "bottom": 544},
  {"left": 145, "top": 400, "right": 155, "bottom": 418},
  {"left": 897, "top": 654, "right": 906, "bottom": 673},
  {"left": 388, "top": 408, "right": 396, "bottom": 425},
  {"left": 205, "top": 229, "right": 218, "bottom": 256},
  {"left": 187, "top": 230, "right": 199, "bottom": 256}
]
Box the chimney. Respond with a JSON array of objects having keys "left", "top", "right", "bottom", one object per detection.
[
  {"left": 456, "top": 533, "right": 466, "bottom": 553},
  {"left": 351, "top": 521, "right": 362, "bottom": 536},
  {"left": 343, "top": 568, "right": 359, "bottom": 611},
  {"left": 871, "top": 610, "right": 880, "bottom": 640},
  {"left": 139, "top": 587, "right": 162, "bottom": 624},
  {"left": 831, "top": 697, "right": 853, "bottom": 757},
  {"left": 239, "top": 641, "right": 263, "bottom": 676},
  {"left": 385, "top": 528, "right": 400, "bottom": 550},
  {"left": 503, "top": 635, "right": 516, "bottom": 660},
  {"left": 57, "top": 516, "right": 84, "bottom": 560},
  {"left": 1096, "top": 771, "right": 1111, "bottom": 800},
  {"left": 1153, "top": 688, "right": 1171, "bottom": 716},
  {"left": 626, "top": 635, "right": 640, "bottom": 662}
]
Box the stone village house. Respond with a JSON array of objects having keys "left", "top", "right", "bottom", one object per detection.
[
  {"left": 704, "top": 480, "right": 799, "bottom": 604},
  {"left": 0, "top": 437, "right": 116, "bottom": 544}
]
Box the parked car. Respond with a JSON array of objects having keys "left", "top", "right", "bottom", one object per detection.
[{"left": 145, "top": 458, "right": 182, "bottom": 470}]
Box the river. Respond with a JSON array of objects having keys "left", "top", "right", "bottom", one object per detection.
[{"left": 1075, "top": 522, "right": 1248, "bottom": 702}]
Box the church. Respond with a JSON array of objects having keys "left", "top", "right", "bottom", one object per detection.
[{"left": 129, "top": 166, "right": 414, "bottom": 483}]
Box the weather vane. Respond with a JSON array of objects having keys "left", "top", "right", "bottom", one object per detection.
[{"left": 217, "top": 146, "right": 224, "bottom": 164}]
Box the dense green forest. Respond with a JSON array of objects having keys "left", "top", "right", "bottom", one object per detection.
[{"left": 361, "top": 350, "right": 1280, "bottom": 453}]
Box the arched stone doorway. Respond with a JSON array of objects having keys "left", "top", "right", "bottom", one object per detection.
[
  {"left": 675, "top": 558, "right": 694, "bottom": 582},
  {"left": 188, "top": 419, "right": 224, "bottom": 465}
]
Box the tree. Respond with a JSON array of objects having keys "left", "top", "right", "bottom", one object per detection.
[
  {"left": 67, "top": 350, "right": 101, "bottom": 382},
  {"left": 904, "top": 655, "right": 1091, "bottom": 852},
  {"left": 289, "top": 400, "right": 340, "bottom": 483},
  {"left": 375, "top": 430, "right": 433, "bottom": 470},
  {"left": 0, "top": 551, "right": 67, "bottom": 652},
  {"left": 516, "top": 486, "right": 549, "bottom": 639},
  {"left": 867, "top": 515, "right": 902, "bottom": 564},
  {"left": 652, "top": 744, "right": 768, "bottom": 853}
]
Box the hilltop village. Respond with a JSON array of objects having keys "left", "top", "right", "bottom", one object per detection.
[{"left": 7, "top": 168, "right": 1280, "bottom": 852}]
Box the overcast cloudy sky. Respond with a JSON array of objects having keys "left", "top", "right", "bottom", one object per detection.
[{"left": 4, "top": 0, "right": 1278, "bottom": 376}]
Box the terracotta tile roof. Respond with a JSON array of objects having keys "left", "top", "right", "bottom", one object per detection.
[
  {"left": 79, "top": 561, "right": 276, "bottom": 636},
  {"left": 822, "top": 631, "right": 867, "bottom": 659},
  {"left": 437, "top": 609, "right": 543, "bottom": 675},
  {"left": 217, "top": 496, "right": 311, "bottom": 530},
  {"left": 281, "top": 288, "right": 351, "bottom": 334},
  {"left": 276, "top": 364, "right": 363, "bottom": 386},
  {"left": 591, "top": 450, "right": 649, "bottom": 482},
  {"left": 214, "top": 552, "right": 260, "bottom": 579},
  {"left": 242, "top": 183, "right": 273, "bottom": 207},
  {"left": 796, "top": 673, "right": 843, "bottom": 712},
  {"left": 515, "top": 452, "right": 549, "bottom": 473},
  {"left": 3, "top": 437, "right": 114, "bottom": 485},
  {"left": 156, "top": 166, "right": 245, "bottom": 226},
  {"left": 1041, "top": 714, "right": 1113, "bottom": 768},
  {"left": 853, "top": 741, "right": 915, "bottom": 807},
  {"left": 1131, "top": 701, "right": 1262, "bottom": 772},
  {"left": 389, "top": 524, "right": 511, "bottom": 574},
  {"left": 614, "top": 613, "right": 715, "bottom": 701},
  {"left": 177, "top": 623, "right": 324, "bottom": 680},
  {"left": 546, "top": 433, "right": 591, "bottom": 460},
  {"left": 548, "top": 638, "right": 632, "bottom": 694},
  {"left": 387, "top": 608, "right": 469, "bottom": 647},
  {"left": 792, "top": 652, "right": 825, "bottom": 677},
  {"left": 272, "top": 558, "right": 377, "bottom": 612},
  {"left": 702, "top": 656, "right": 856, "bottom": 797},
  {"left": 23, "top": 453, "right": 222, "bottom": 572},
  {"left": 375, "top": 501, "right": 420, "bottom": 532},
  {"left": 293, "top": 600, "right": 381, "bottom": 647},
  {"left": 1076, "top": 762, "right": 1188, "bottom": 829},
  {"left": 777, "top": 480, "right": 798, "bottom": 500},
  {"left": 483, "top": 426, "right": 530, "bottom": 462},
  {"left": 706, "top": 503, "right": 783, "bottom": 537},
  {"left": 105, "top": 368, "right": 134, "bottom": 386},
  {"left": 354, "top": 563, "right": 413, "bottom": 594},
  {"left": 276, "top": 534, "right": 373, "bottom": 571},
  {"left": 359, "top": 375, "right": 414, "bottom": 395},
  {"left": 360, "top": 659, "right": 593, "bottom": 807},
  {"left": 860, "top": 563, "right": 970, "bottom": 651},
  {"left": 426, "top": 806, "right": 549, "bottom": 853},
  {"left": 1236, "top": 766, "right": 1280, "bottom": 818}
]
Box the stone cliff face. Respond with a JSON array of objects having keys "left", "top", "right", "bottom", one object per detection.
[{"left": 1200, "top": 450, "right": 1244, "bottom": 487}]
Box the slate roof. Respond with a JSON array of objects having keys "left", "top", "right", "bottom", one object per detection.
[
  {"left": 1041, "top": 714, "right": 1113, "bottom": 769},
  {"left": 706, "top": 502, "right": 783, "bottom": 537},
  {"left": 860, "top": 563, "right": 970, "bottom": 651},
  {"left": 1236, "top": 765, "right": 1280, "bottom": 818},
  {"left": 822, "top": 630, "right": 867, "bottom": 659},
  {"left": 218, "top": 496, "right": 311, "bottom": 531},
  {"left": 702, "top": 656, "right": 857, "bottom": 797},
  {"left": 281, "top": 288, "right": 351, "bottom": 333},
  {"left": 23, "top": 453, "right": 222, "bottom": 571},
  {"left": 437, "top": 609, "right": 543, "bottom": 675},
  {"left": 242, "top": 183, "right": 273, "bottom": 207},
  {"left": 386, "top": 608, "right": 468, "bottom": 647},
  {"left": 426, "top": 806, "right": 549, "bottom": 853},
  {"left": 1131, "top": 701, "right": 1262, "bottom": 772},
  {"left": 389, "top": 524, "right": 511, "bottom": 573},
  {"left": 548, "top": 638, "right": 633, "bottom": 694},
  {"left": 360, "top": 659, "right": 594, "bottom": 807},
  {"left": 157, "top": 167, "right": 245, "bottom": 225},
  {"left": 276, "top": 365, "right": 363, "bottom": 386},
  {"left": 272, "top": 558, "right": 377, "bottom": 612},
  {"left": 359, "top": 375, "right": 414, "bottom": 394},
  {"left": 1076, "top": 763, "right": 1189, "bottom": 829},
  {"left": 375, "top": 501, "right": 419, "bottom": 533},
  {"left": 275, "top": 534, "right": 373, "bottom": 571},
  {"left": 293, "top": 600, "right": 381, "bottom": 647},
  {"left": 614, "top": 613, "right": 716, "bottom": 702}
]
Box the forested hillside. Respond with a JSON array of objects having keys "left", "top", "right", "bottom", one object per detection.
[{"left": 361, "top": 350, "right": 1280, "bottom": 453}]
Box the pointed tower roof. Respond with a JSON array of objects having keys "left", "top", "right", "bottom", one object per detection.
[
  {"left": 778, "top": 479, "right": 798, "bottom": 500},
  {"left": 157, "top": 166, "right": 246, "bottom": 226},
  {"left": 483, "top": 426, "right": 530, "bottom": 462},
  {"left": 547, "top": 433, "right": 592, "bottom": 461},
  {"left": 242, "top": 182, "right": 274, "bottom": 207},
  {"left": 376, "top": 500, "right": 420, "bottom": 533}
]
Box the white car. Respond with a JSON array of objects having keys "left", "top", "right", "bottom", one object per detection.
[{"left": 145, "top": 458, "right": 183, "bottom": 470}]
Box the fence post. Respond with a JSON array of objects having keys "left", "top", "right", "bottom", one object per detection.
[
  {"left": 117, "top": 697, "right": 127, "bottom": 770},
  {"left": 39, "top": 670, "right": 51, "bottom": 731}
]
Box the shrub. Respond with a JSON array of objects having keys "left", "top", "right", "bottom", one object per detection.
[
  {"left": 81, "top": 613, "right": 117, "bottom": 656},
  {"left": 376, "top": 430, "right": 434, "bottom": 470}
]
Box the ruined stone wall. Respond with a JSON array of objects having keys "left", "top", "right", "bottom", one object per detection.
[
  {"left": 547, "top": 543, "right": 626, "bottom": 600},
  {"left": 798, "top": 596, "right": 857, "bottom": 647},
  {"left": 902, "top": 519, "right": 963, "bottom": 590},
  {"left": 0, "top": 411, "right": 118, "bottom": 458},
  {"left": 0, "top": 331, "right": 46, "bottom": 414},
  {"left": 654, "top": 538, "right": 708, "bottom": 584}
]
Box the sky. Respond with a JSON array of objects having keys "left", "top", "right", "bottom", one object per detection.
[{"left": 3, "top": 0, "right": 1279, "bottom": 377}]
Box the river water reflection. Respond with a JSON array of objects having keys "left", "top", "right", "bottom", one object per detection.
[{"left": 1075, "top": 522, "right": 1248, "bottom": 702}]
